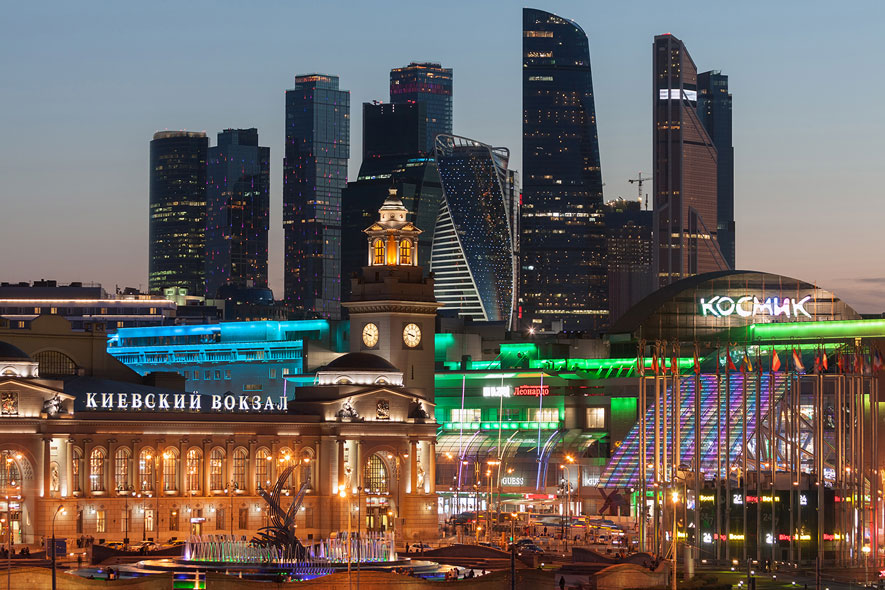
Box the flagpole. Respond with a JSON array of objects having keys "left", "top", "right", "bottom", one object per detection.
[
  {"left": 725, "top": 343, "right": 732, "bottom": 563},
  {"left": 742, "top": 349, "right": 748, "bottom": 563},
  {"left": 755, "top": 349, "right": 762, "bottom": 565},
  {"left": 693, "top": 343, "right": 700, "bottom": 573},
  {"left": 654, "top": 341, "right": 662, "bottom": 557},
  {"left": 769, "top": 348, "right": 776, "bottom": 568},
  {"left": 716, "top": 343, "right": 722, "bottom": 563},
  {"left": 638, "top": 339, "right": 647, "bottom": 554}
]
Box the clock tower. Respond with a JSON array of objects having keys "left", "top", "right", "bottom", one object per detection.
[{"left": 342, "top": 188, "right": 441, "bottom": 400}]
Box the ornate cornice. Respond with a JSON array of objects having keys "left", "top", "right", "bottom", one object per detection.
[{"left": 343, "top": 300, "right": 442, "bottom": 314}]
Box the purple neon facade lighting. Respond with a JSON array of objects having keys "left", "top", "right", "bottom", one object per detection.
[{"left": 599, "top": 373, "right": 788, "bottom": 488}]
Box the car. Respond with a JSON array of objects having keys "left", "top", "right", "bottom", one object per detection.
[
  {"left": 135, "top": 541, "right": 158, "bottom": 552},
  {"left": 518, "top": 544, "right": 544, "bottom": 555},
  {"left": 477, "top": 541, "right": 494, "bottom": 548},
  {"left": 165, "top": 539, "right": 186, "bottom": 546},
  {"left": 105, "top": 541, "right": 126, "bottom": 550},
  {"left": 516, "top": 538, "right": 535, "bottom": 546},
  {"left": 411, "top": 543, "right": 432, "bottom": 552}
]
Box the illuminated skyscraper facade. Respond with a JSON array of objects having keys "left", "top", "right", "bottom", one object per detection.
[
  {"left": 432, "top": 134, "right": 517, "bottom": 325},
  {"left": 205, "top": 128, "right": 270, "bottom": 297},
  {"left": 284, "top": 74, "right": 350, "bottom": 319},
  {"left": 522, "top": 8, "right": 607, "bottom": 333},
  {"left": 653, "top": 34, "right": 728, "bottom": 288},
  {"left": 149, "top": 130, "right": 208, "bottom": 295},
  {"left": 390, "top": 62, "right": 452, "bottom": 154},
  {"left": 697, "top": 71, "right": 735, "bottom": 269}
]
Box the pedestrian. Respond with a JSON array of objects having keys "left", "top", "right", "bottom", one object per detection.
[{"left": 560, "top": 575, "right": 566, "bottom": 590}]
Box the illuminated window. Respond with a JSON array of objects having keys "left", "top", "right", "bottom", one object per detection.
[
  {"left": 114, "top": 447, "right": 131, "bottom": 491},
  {"left": 96, "top": 510, "right": 106, "bottom": 533},
  {"left": 90, "top": 448, "right": 106, "bottom": 492},
  {"left": 530, "top": 408, "right": 559, "bottom": 423},
  {"left": 33, "top": 350, "right": 77, "bottom": 377},
  {"left": 451, "top": 408, "right": 481, "bottom": 422},
  {"left": 277, "top": 448, "right": 295, "bottom": 489},
  {"left": 233, "top": 447, "right": 248, "bottom": 490},
  {"left": 399, "top": 240, "right": 412, "bottom": 265},
  {"left": 186, "top": 448, "right": 202, "bottom": 493},
  {"left": 364, "top": 455, "right": 389, "bottom": 494},
  {"left": 255, "top": 449, "right": 273, "bottom": 488},
  {"left": 139, "top": 448, "right": 154, "bottom": 492},
  {"left": 162, "top": 448, "right": 179, "bottom": 492},
  {"left": 300, "top": 448, "right": 314, "bottom": 489},
  {"left": 209, "top": 448, "right": 225, "bottom": 490},
  {"left": 145, "top": 508, "right": 154, "bottom": 532},
  {"left": 373, "top": 239, "right": 384, "bottom": 265},
  {"left": 169, "top": 508, "right": 179, "bottom": 531},
  {"left": 586, "top": 407, "right": 605, "bottom": 429},
  {"left": 0, "top": 450, "right": 22, "bottom": 490}
]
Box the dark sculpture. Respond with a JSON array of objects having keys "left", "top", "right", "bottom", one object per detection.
[
  {"left": 42, "top": 394, "right": 64, "bottom": 418},
  {"left": 251, "top": 465, "right": 310, "bottom": 558},
  {"left": 410, "top": 397, "right": 429, "bottom": 420},
  {"left": 336, "top": 399, "right": 361, "bottom": 421}
]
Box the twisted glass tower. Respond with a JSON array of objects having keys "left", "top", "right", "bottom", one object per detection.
[
  {"left": 432, "top": 134, "right": 517, "bottom": 325},
  {"left": 522, "top": 8, "right": 607, "bottom": 333}
]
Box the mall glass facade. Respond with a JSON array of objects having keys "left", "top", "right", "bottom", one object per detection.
[
  {"left": 284, "top": 74, "right": 350, "bottom": 320},
  {"left": 521, "top": 8, "right": 607, "bottom": 333},
  {"left": 149, "top": 131, "right": 208, "bottom": 295}
]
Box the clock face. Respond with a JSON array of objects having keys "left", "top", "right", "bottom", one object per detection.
[
  {"left": 402, "top": 323, "right": 421, "bottom": 348},
  {"left": 362, "top": 323, "right": 379, "bottom": 348}
]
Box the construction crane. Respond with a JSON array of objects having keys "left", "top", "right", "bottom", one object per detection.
[{"left": 628, "top": 172, "right": 652, "bottom": 210}]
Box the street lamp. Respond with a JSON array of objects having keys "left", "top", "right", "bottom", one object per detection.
[
  {"left": 51, "top": 504, "right": 65, "bottom": 590},
  {"left": 561, "top": 455, "right": 575, "bottom": 552},
  {"left": 117, "top": 483, "right": 133, "bottom": 544},
  {"left": 338, "top": 485, "right": 352, "bottom": 590},
  {"left": 487, "top": 459, "right": 501, "bottom": 544},
  {"left": 671, "top": 490, "right": 679, "bottom": 590}
]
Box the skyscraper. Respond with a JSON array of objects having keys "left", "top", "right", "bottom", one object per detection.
[
  {"left": 653, "top": 34, "right": 728, "bottom": 287},
  {"left": 522, "top": 8, "right": 607, "bottom": 333},
  {"left": 603, "top": 199, "right": 654, "bottom": 324},
  {"left": 697, "top": 71, "right": 735, "bottom": 269},
  {"left": 149, "top": 130, "right": 208, "bottom": 295},
  {"left": 205, "top": 128, "right": 270, "bottom": 297},
  {"left": 341, "top": 101, "right": 442, "bottom": 304},
  {"left": 432, "top": 134, "right": 517, "bottom": 325},
  {"left": 283, "top": 74, "right": 350, "bottom": 320},
  {"left": 390, "top": 62, "right": 452, "bottom": 153}
]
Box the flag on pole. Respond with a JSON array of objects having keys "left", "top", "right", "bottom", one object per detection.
[
  {"left": 873, "top": 347, "right": 884, "bottom": 372},
  {"left": 726, "top": 346, "right": 738, "bottom": 372},
  {"left": 836, "top": 352, "right": 844, "bottom": 374},
  {"left": 652, "top": 349, "right": 659, "bottom": 375},
  {"left": 693, "top": 346, "right": 701, "bottom": 374},
  {"left": 742, "top": 351, "right": 753, "bottom": 373},
  {"left": 792, "top": 348, "right": 805, "bottom": 372},
  {"left": 813, "top": 350, "right": 821, "bottom": 374},
  {"left": 672, "top": 354, "right": 679, "bottom": 376},
  {"left": 771, "top": 348, "right": 781, "bottom": 373},
  {"left": 821, "top": 349, "right": 829, "bottom": 372}
]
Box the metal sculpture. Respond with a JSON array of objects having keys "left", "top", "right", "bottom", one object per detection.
[{"left": 251, "top": 465, "right": 309, "bottom": 559}]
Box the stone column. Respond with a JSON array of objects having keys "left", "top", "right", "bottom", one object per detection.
[
  {"left": 225, "top": 439, "right": 233, "bottom": 491},
  {"left": 428, "top": 442, "right": 436, "bottom": 494},
  {"left": 82, "top": 438, "right": 91, "bottom": 497},
  {"left": 409, "top": 440, "right": 418, "bottom": 494},
  {"left": 203, "top": 439, "right": 210, "bottom": 497},
  {"left": 337, "top": 439, "right": 345, "bottom": 491},
  {"left": 248, "top": 440, "right": 257, "bottom": 495},
  {"left": 42, "top": 437, "right": 52, "bottom": 498},
  {"left": 65, "top": 438, "right": 73, "bottom": 497},
  {"left": 107, "top": 438, "right": 116, "bottom": 493},
  {"left": 178, "top": 439, "right": 187, "bottom": 494},
  {"left": 131, "top": 439, "right": 141, "bottom": 493}
]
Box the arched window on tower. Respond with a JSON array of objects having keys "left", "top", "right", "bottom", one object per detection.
[
  {"left": 373, "top": 239, "right": 385, "bottom": 265},
  {"left": 114, "top": 447, "right": 131, "bottom": 491},
  {"left": 162, "top": 447, "right": 179, "bottom": 492},
  {"left": 71, "top": 448, "right": 82, "bottom": 493},
  {"left": 232, "top": 447, "right": 248, "bottom": 491},
  {"left": 186, "top": 448, "right": 202, "bottom": 494},
  {"left": 139, "top": 448, "right": 154, "bottom": 492},
  {"left": 364, "top": 454, "right": 389, "bottom": 494},
  {"left": 209, "top": 448, "right": 225, "bottom": 491},
  {"left": 90, "top": 448, "right": 106, "bottom": 492},
  {"left": 399, "top": 239, "right": 412, "bottom": 265}
]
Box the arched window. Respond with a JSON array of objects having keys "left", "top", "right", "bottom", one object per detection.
[
  {"left": 278, "top": 448, "right": 296, "bottom": 489},
  {"left": 254, "top": 448, "right": 271, "bottom": 490},
  {"left": 114, "top": 447, "right": 131, "bottom": 491},
  {"left": 372, "top": 239, "right": 384, "bottom": 265},
  {"left": 186, "top": 448, "right": 202, "bottom": 493},
  {"left": 71, "top": 448, "right": 82, "bottom": 493},
  {"left": 300, "top": 448, "right": 314, "bottom": 490},
  {"left": 162, "top": 447, "right": 179, "bottom": 492},
  {"left": 0, "top": 450, "right": 22, "bottom": 490},
  {"left": 399, "top": 239, "right": 411, "bottom": 265},
  {"left": 209, "top": 448, "right": 225, "bottom": 491},
  {"left": 233, "top": 447, "right": 248, "bottom": 491},
  {"left": 90, "top": 448, "right": 106, "bottom": 492},
  {"left": 364, "top": 454, "right": 389, "bottom": 494},
  {"left": 139, "top": 448, "right": 154, "bottom": 492},
  {"left": 33, "top": 350, "right": 77, "bottom": 377}
]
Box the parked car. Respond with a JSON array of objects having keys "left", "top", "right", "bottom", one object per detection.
[
  {"left": 518, "top": 544, "right": 544, "bottom": 556},
  {"left": 411, "top": 543, "right": 433, "bottom": 552},
  {"left": 104, "top": 541, "right": 126, "bottom": 550},
  {"left": 516, "top": 538, "right": 536, "bottom": 546}
]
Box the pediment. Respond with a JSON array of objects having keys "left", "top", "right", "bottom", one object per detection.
[{"left": 0, "top": 377, "right": 74, "bottom": 418}]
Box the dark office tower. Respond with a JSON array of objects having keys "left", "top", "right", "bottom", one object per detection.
[
  {"left": 390, "top": 62, "right": 452, "bottom": 153},
  {"left": 653, "top": 34, "right": 728, "bottom": 288},
  {"left": 432, "top": 134, "right": 517, "bottom": 325},
  {"left": 363, "top": 102, "right": 427, "bottom": 158},
  {"left": 697, "top": 71, "right": 735, "bottom": 269},
  {"left": 205, "top": 128, "right": 270, "bottom": 297},
  {"left": 149, "top": 131, "right": 208, "bottom": 295},
  {"left": 603, "top": 199, "right": 654, "bottom": 324},
  {"left": 283, "top": 74, "right": 350, "bottom": 320},
  {"left": 522, "top": 8, "right": 607, "bottom": 333}
]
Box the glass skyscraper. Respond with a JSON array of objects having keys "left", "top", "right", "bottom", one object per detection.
[
  {"left": 653, "top": 34, "right": 728, "bottom": 287},
  {"left": 283, "top": 74, "right": 350, "bottom": 320},
  {"left": 432, "top": 134, "right": 517, "bottom": 326},
  {"left": 697, "top": 71, "right": 735, "bottom": 269},
  {"left": 205, "top": 128, "right": 270, "bottom": 297},
  {"left": 390, "top": 62, "right": 452, "bottom": 154},
  {"left": 522, "top": 8, "right": 607, "bottom": 333},
  {"left": 148, "top": 130, "right": 208, "bottom": 295}
]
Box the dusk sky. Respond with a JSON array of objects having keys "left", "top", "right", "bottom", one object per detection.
[{"left": 2, "top": 1, "right": 883, "bottom": 311}]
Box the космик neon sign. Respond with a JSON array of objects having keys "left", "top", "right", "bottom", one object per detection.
[{"left": 699, "top": 295, "right": 812, "bottom": 319}]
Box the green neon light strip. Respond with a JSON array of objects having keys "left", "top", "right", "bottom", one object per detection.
[
  {"left": 747, "top": 319, "right": 885, "bottom": 342},
  {"left": 442, "top": 421, "right": 560, "bottom": 431}
]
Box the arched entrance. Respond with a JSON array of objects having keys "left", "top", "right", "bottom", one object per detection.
[
  {"left": 363, "top": 454, "right": 392, "bottom": 533},
  {"left": 0, "top": 449, "right": 34, "bottom": 544}
]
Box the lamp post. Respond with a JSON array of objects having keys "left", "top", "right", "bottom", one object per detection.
[
  {"left": 561, "top": 455, "right": 575, "bottom": 553},
  {"left": 338, "top": 486, "right": 351, "bottom": 590},
  {"left": 487, "top": 459, "right": 501, "bottom": 544},
  {"left": 118, "top": 483, "right": 133, "bottom": 545},
  {"left": 51, "top": 504, "right": 65, "bottom": 590}
]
